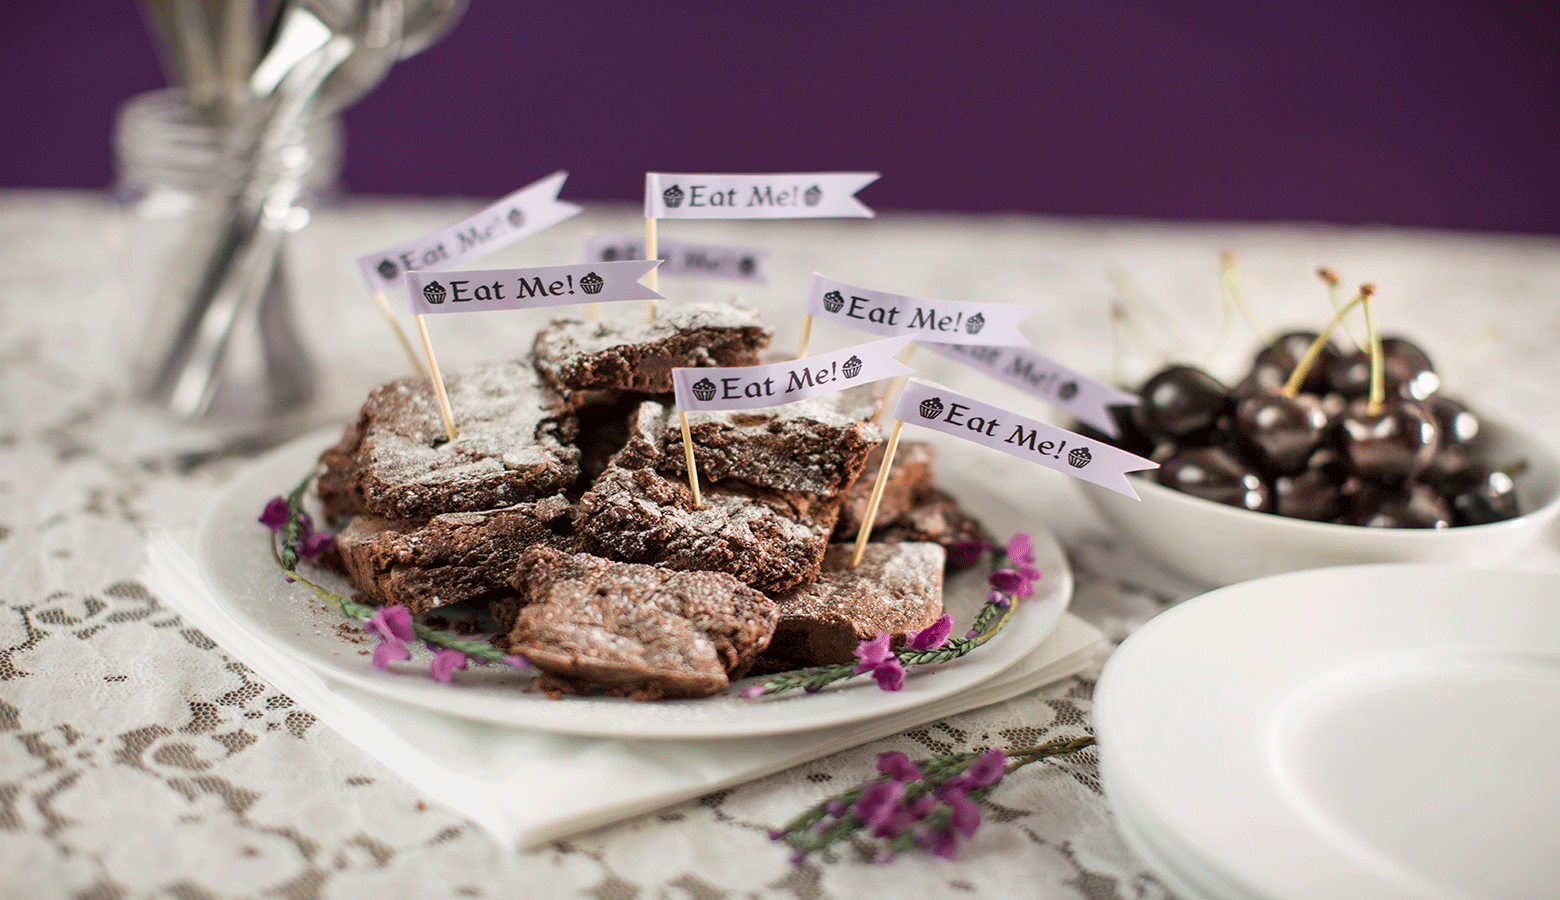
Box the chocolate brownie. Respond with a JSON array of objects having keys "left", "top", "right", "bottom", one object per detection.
[
  {"left": 874, "top": 488, "right": 986, "bottom": 547},
  {"left": 759, "top": 542, "right": 946, "bottom": 669},
  {"left": 613, "top": 394, "right": 881, "bottom": 500},
  {"left": 576, "top": 464, "right": 840, "bottom": 593},
  {"left": 532, "top": 300, "right": 772, "bottom": 399},
  {"left": 322, "top": 360, "right": 581, "bottom": 521},
  {"left": 334, "top": 495, "right": 578, "bottom": 613},
  {"left": 317, "top": 421, "right": 366, "bottom": 521},
  {"left": 833, "top": 441, "right": 937, "bottom": 539},
  {"left": 496, "top": 546, "right": 779, "bottom": 700}
]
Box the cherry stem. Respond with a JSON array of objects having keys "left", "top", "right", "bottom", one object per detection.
[
  {"left": 1362, "top": 285, "right": 1384, "bottom": 414},
  {"left": 1204, "top": 253, "right": 1261, "bottom": 368},
  {"left": 1280, "top": 285, "right": 1373, "bottom": 398},
  {"left": 1499, "top": 457, "right": 1530, "bottom": 479},
  {"left": 1318, "top": 266, "right": 1364, "bottom": 350}
]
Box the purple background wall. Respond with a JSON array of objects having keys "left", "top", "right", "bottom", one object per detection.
[{"left": 8, "top": 2, "right": 1559, "bottom": 233}]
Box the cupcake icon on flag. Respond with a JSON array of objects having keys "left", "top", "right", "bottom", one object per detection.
[
  {"left": 422, "top": 281, "right": 447, "bottom": 304},
  {"left": 579, "top": 272, "right": 604, "bottom": 295},
  {"left": 804, "top": 185, "right": 822, "bottom": 207},
  {"left": 1057, "top": 380, "right": 1079, "bottom": 401},
  {"left": 842, "top": 355, "right": 863, "bottom": 379},
  {"left": 662, "top": 185, "right": 685, "bottom": 208},
  {"left": 919, "top": 397, "right": 944, "bottom": 419},
  {"left": 507, "top": 207, "right": 524, "bottom": 228},
  {"left": 692, "top": 378, "right": 717, "bottom": 401},
  {"left": 965, "top": 313, "right": 986, "bottom": 335},
  {"left": 1067, "top": 446, "right": 1092, "bottom": 469},
  {"left": 377, "top": 259, "right": 398, "bottom": 281},
  {"left": 823, "top": 290, "right": 845, "bottom": 313}
]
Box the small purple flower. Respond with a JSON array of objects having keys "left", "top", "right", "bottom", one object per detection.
[
  {"left": 936, "top": 782, "right": 983, "bottom": 838},
  {"left": 965, "top": 749, "right": 1007, "bottom": 787},
  {"left": 259, "top": 497, "right": 290, "bottom": 530},
  {"left": 915, "top": 823, "right": 963, "bottom": 860},
  {"left": 908, "top": 614, "right": 953, "bottom": 651},
  {"left": 372, "top": 640, "right": 411, "bottom": 670},
  {"left": 876, "top": 751, "right": 924, "bottom": 782},
  {"left": 988, "top": 568, "right": 1026, "bottom": 595},
  {"left": 854, "top": 780, "right": 906, "bottom": 828},
  {"left": 299, "top": 529, "right": 334, "bottom": 561},
  {"left": 364, "top": 605, "right": 415, "bottom": 644},
  {"left": 1007, "top": 531, "right": 1035, "bottom": 565},
  {"left": 852, "top": 632, "right": 906, "bottom": 692},
  {"left": 430, "top": 648, "right": 469, "bottom": 683},
  {"left": 503, "top": 654, "right": 533, "bottom": 670},
  {"left": 946, "top": 540, "right": 988, "bottom": 568},
  {"left": 739, "top": 684, "right": 769, "bottom": 700}
]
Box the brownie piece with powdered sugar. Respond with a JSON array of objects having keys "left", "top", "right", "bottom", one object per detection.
[
  {"left": 532, "top": 301, "right": 771, "bottom": 402},
  {"left": 333, "top": 495, "right": 578, "bottom": 613},
  {"left": 756, "top": 541, "right": 946, "bottom": 670},
  {"left": 494, "top": 546, "right": 778, "bottom": 700},
  {"left": 318, "top": 360, "right": 580, "bottom": 522}
]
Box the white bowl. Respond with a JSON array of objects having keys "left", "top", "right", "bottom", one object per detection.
[{"left": 1077, "top": 415, "right": 1560, "bottom": 586}]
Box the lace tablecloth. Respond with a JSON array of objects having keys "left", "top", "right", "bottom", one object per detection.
[{"left": 5, "top": 191, "right": 1559, "bottom": 899}]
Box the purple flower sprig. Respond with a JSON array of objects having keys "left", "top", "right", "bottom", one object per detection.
[
  {"left": 262, "top": 471, "right": 531, "bottom": 683},
  {"left": 740, "top": 534, "right": 1038, "bottom": 700},
  {"left": 771, "top": 735, "right": 1095, "bottom": 865}
]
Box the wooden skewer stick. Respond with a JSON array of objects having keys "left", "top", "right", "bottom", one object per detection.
[
  {"left": 644, "top": 216, "right": 659, "bottom": 321},
  {"left": 795, "top": 313, "right": 813, "bottom": 359},
  {"left": 679, "top": 409, "right": 702, "bottom": 508},
  {"left": 851, "top": 419, "right": 904, "bottom": 568},
  {"left": 875, "top": 344, "right": 916, "bottom": 426},
  {"left": 372, "top": 290, "right": 428, "bottom": 378},
  {"left": 413, "top": 314, "right": 458, "bottom": 442}
]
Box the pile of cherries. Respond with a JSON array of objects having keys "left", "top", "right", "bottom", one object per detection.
[{"left": 1093, "top": 329, "right": 1522, "bottom": 528}]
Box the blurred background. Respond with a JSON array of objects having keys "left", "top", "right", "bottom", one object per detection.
[{"left": 6, "top": 1, "right": 1558, "bottom": 233}]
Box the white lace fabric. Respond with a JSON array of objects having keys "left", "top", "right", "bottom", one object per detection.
[{"left": 5, "top": 192, "right": 1559, "bottom": 898}]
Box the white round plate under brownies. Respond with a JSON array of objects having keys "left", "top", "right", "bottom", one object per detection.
[{"left": 197, "top": 429, "right": 1071, "bottom": 739}]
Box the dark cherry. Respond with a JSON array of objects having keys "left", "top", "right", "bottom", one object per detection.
[
  {"left": 1138, "top": 365, "right": 1232, "bottom": 443},
  {"left": 1335, "top": 398, "right": 1440, "bottom": 481},
  {"left": 1273, "top": 448, "right": 1350, "bottom": 522},
  {"left": 1233, "top": 388, "right": 1330, "bottom": 476},
  {"left": 1380, "top": 337, "right": 1441, "bottom": 400},
  {"left": 1447, "top": 467, "right": 1521, "bottom": 525},
  {"left": 1343, "top": 481, "right": 1453, "bottom": 529},
  {"left": 1249, "top": 331, "right": 1337, "bottom": 396},
  {"left": 1105, "top": 403, "right": 1158, "bottom": 457},
  {"left": 1325, "top": 337, "right": 1440, "bottom": 401},
  {"left": 1156, "top": 445, "right": 1272, "bottom": 512},
  {"left": 1422, "top": 395, "right": 1480, "bottom": 448},
  {"left": 1423, "top": 444, "right": 1480, "bottom": 495}
]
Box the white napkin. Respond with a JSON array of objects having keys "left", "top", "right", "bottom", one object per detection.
[{"left": 142, "top": 531, "right": 1102, "bottom": 850}]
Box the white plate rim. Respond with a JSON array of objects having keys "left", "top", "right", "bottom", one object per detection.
[
  {"left": 196, "top": 427, "right": 1072, "bottom": 739},
  {"left": 1094, "top": 563, "right": 1560, "bottom": 900}
]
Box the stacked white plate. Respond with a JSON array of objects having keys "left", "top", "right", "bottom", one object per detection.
[{"left": 1094, "top": 564, "right": 1560, "bottom": 900}]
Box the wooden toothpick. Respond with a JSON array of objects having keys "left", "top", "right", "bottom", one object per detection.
[
  {"left": 372, "top": 290, "right": 429, "bottom": 378},
  {"left": 875, "top": 343, "right": 916, "bottom": 426},
  {"left": 413, "top": 314, "right": 458, "bottom": 442},
  {"left": 796, "top": 313, "right": 814, "bottom": 359},
  {"left": 644, "top": 216, "right": 659, "bottom": 321},
  {"left": 679, "top": 409, "right": 702, "bottom": 508},
  {"left": 851, "top": 419, "right": 904, "bottom": 568}
]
